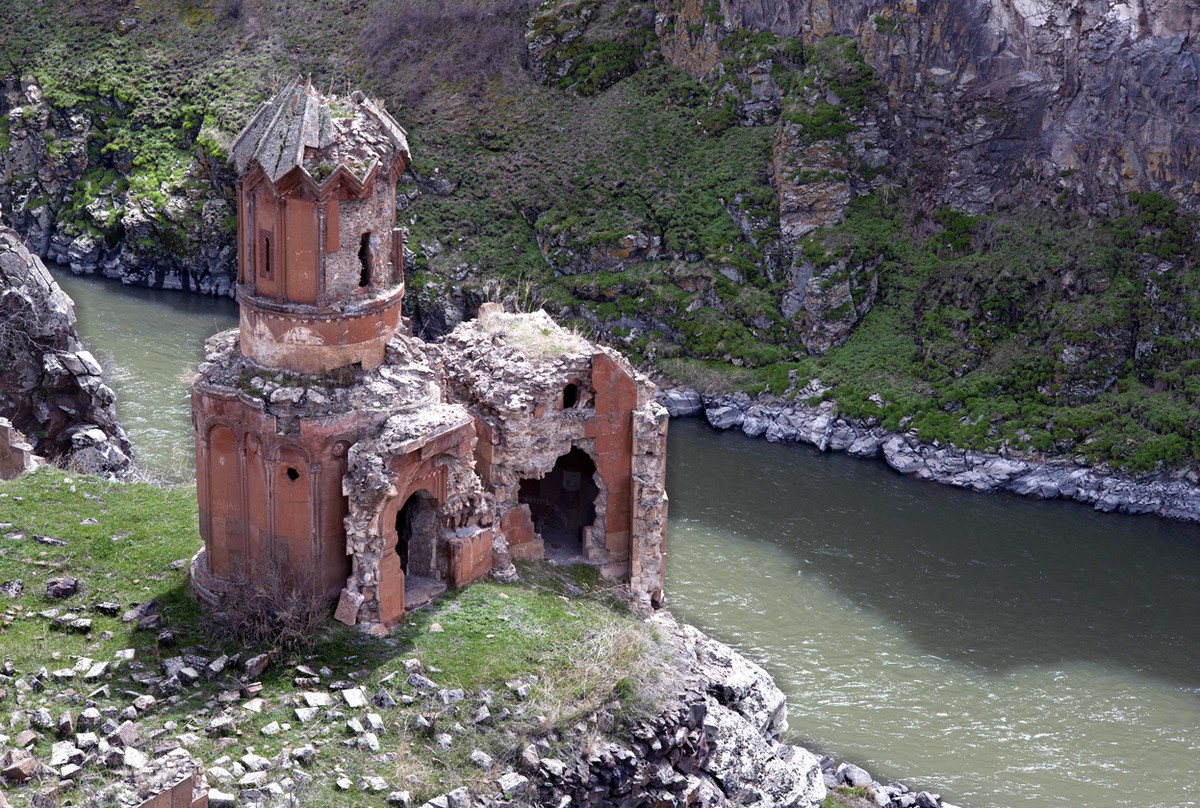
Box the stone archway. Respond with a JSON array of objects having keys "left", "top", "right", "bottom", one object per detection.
[
  {"left": 518, "top": 447, "right": 599, "bottom": 562},
  {"left": 395, "top": 490, "right": 438, "bottom": 579}
]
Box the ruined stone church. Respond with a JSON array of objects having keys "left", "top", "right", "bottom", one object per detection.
[{"left": 189, "top": 79, "right": 668, "bottom": 630}]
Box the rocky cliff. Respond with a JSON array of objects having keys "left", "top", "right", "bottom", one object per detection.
[
  {"left": 0, "top": 74, "right": 237, "bottom": 296},
  {"left": 0, "top": 225, "right": 133, "bottom": 476},
  {"left": 663, "top": 0, "right": 1200, "bottom": 212}
]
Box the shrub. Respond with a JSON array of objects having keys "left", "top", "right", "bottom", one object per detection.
[{"left": 206, "top": 548, "right": 331, "bottom": 650}]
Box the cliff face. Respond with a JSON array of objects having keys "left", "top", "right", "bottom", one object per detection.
[
  {"left": 0, "top": 226, "right": 133, "bottom": 475},
  {"left": 0, "top": 75, "right": 237, "bottom": 296},
  {"left": 666, "top": 0, "right": 1200, "bottom": 212}
]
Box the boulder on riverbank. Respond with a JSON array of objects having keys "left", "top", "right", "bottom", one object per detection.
[{"left": 0, "top": 225, "right": 133, "bottom": 477}]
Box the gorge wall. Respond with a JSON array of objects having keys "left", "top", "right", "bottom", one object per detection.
[
  {"left": 2, "top": 0, "right": 1197, "bottom": 473},
  {"left": 674, "top": 0, "right": 1200, "bottom": 212}
]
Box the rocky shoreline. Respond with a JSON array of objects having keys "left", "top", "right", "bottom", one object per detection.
[{"left": 659, "top": 386, "right": 1200, "bottom": 525}]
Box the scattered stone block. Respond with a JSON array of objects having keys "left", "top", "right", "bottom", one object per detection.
[
  {"left": 14, "top": 729, "right": 38, "bottom": 748},
  {"left": 56, "top": 712, "right": 73, "bottom": 738},
  {"left": 261, "top": 721, "right": 281, "bottom": 736},
  {"left": 498, "top": 772, "right": 529, "bottom": 797},
  {"left": 208, "top": 789, "right": 236, "bottom": 808},
  {"left": 341, "top": 687, "right": 367, "bottom": 708},
  {"left": 207, "top": 715, "right": 236, "bottom": 736},
  {"left": 334, "top": 589, "right": 364, "bottom": 626},
  {"left": 469, "top": 749, "right": 493, "bottom": 769},
  {"left": 3, "top": 750, "right": 39, "bottom": 782},
  {"left": 362, "top": 775, "right": 388, "bottom": 792},
  {"left": 294, "top": 707, "right": 319, "bottom": 724},
  {"left": 366, "top": 713, "right": 385, "bottom": 733},
  {"left": 373, "top": 688, "right": 397, "bottom": 709},
  {"left": 361, "top": 732, "right": 380, "bottom": 752},
  {"left": 45, "top": 577, "right": 78, "bottom": 598},
  {"left": 241, "top": 753, "right": 271, "bottom": 772},
  {"left": 83, "top": 661, "right": 109, "bottom": 680},
  {"left": 132, "top": 694, "right": 157, "bottom": 714},
  {"left": 407, "top": 672, "right": 438, "bottom": 691},
  {"left": 205, "top": 655, "right": 228, "bottom": 679},
  {"left": 123, "top": 746, "right": 148, "bottom": 770},
  {"left": 111, "top": 721, "right": 139, "bottom": 749},
  {"left": 302, "top": 691, "right": 332, "bottom": 708},
  {"left": 244, "top": 654, "right": 271, "bottom": 679},
  {"left": 238, "top": 770, "right": 268, "bottom": 788}
]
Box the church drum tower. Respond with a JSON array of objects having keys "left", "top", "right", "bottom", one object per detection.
[{"left": 191, "top": 78, "right": 411, "bottom": 603}]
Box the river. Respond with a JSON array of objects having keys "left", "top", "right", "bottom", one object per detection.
[{"left": 51, "top": 267, "right": 1200, "bottom": 807}]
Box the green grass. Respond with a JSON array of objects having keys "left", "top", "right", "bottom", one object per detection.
[{"left": 0, "top": 466, "right": 663, "bottom": 807}]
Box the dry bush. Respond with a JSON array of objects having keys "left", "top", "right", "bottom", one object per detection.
[
  {"left": 358, "top": 0, "right": 537, "bottom": 105},
  {"left": 206, "top": 548, "right": 331, "bottom": 650},
  {"left": 523, "top": 616, "right": 660, "bottom": 729}
]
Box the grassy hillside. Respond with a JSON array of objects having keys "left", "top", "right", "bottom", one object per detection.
[
  {"left": 2, "top": 0, "right": 1199, "bottom": 472},
  {"left": 0, "top": 466, "right": 661, "bottom": 806}
]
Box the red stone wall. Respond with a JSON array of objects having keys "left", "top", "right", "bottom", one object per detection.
[
  {"left": 192, "top": 386, "right": 375, "bottom": 600},
  {"left": 449, "top": 528, "right": 494, "bottom": 589},
  {"left": 583, "top": 352, "right": 639, "bottom": 578}
]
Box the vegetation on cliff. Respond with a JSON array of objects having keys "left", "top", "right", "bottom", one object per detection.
[{"left": 2, "top": 0, "right": 1198, "bottom": 472}]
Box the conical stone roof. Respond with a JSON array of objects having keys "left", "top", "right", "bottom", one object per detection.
[{"left": 229, "top": 77, "right": 409, "bottom": 186}]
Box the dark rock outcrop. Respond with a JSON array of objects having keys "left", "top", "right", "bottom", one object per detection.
[
  {"left": 661, "top": 0, "right": 1200, "bottom": 213},
  {"left": 0, "top": 226, "right": 133, "bottom": 475}
]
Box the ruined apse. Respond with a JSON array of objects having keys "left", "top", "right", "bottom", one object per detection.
[{"left": 190, "top": 79, "right": 669, "bottom": 630}]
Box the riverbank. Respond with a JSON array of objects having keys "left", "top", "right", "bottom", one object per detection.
[{"left": 660, "top": 385, "right": 1200, "bottom": 525}]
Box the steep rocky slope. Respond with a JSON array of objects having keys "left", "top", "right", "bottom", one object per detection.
[
  {"left": 1, "top": 0, "right": 1197, "bottom": 473},
  {"left": 678, "top": 0, "right": 1200, "bottom": 211}
]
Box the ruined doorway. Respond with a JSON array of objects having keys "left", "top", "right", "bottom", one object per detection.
[
  {"left": 395, "top": 491, "right": 439, "bottom": 579},
  {"left": 518, "top": 447, "right": 599, "bottom": 562}
]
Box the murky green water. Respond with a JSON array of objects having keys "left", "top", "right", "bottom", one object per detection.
[
  {"left": 49, "top": 267, "right": 237, "bottom": 478},
  {"left": 666, "top": 418, "right": 1200, "bottom": 807},
  {"left": 53, "top": 271, "right": 1200, "bottom": 806}
]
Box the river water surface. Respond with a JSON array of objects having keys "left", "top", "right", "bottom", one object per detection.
[{"left": 53, "top": 268, "right": 1200, "bottom": 807}]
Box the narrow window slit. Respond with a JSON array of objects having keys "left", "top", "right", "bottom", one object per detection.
[{"left": 358, "top": 233, "right": 372, "bottom": 287}]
